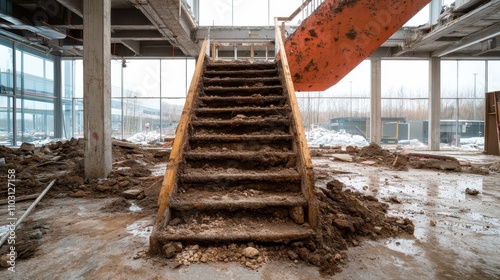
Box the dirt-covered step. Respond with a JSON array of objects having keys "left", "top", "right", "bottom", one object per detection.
[
  {"left": 185, "top": 151, "right": 297, "bottom": 169},
  {"left": 204, "top": 69, "right": 278, "bottom": 79},
  {"left": 180, "top": 168, "right": 300, "bottom": 184},
  {"left": 199, "top": 96, "right": 286, "bottom": 108},
  {"left": 156, "top": 212, "right": 314, "bottom": 243},
  {"left": 194, "top": 106, "right": 289, "bottom": 120},
  {"left": 203, "top": 77, "right": 281, "bottom": 87},
  {"left": 202, "top": 85, "right": 283, "bottom": 97},
  {"left": 206, "top": 62, "right": 277, "bottom": 71},
  {"left": 188, "top": 135, "right": 293, "bottom": 152},
  {"left": 179, "top": 180, "right": 301, "bottom": 193},
  {"left": 189, "top": 134, "right": 293, "bottom": 142},
  {"left": 191, "top": 117, "right": 290, "bottom": 127},
  {"left": 170, "top": 191, "right": 307, "bottom": 211}
]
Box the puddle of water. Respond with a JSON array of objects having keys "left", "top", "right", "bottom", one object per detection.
[
  {"left": 126, "top": 220, "right": 153, "bottom": 239},
  {"left": 129, "top": 203, "right": 142, "bottom": 212},
  {"left": 0, "top": 225, "right": 9, "bottom": 236},
  {"left": 386, "top": 239, "right": 422, "bottom": 256}
]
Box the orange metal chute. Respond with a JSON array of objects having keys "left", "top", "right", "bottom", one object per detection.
[{"left": 285, "top": 0, "right": 430, "bottom": 91}]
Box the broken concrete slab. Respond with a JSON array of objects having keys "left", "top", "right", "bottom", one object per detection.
[
  {"left": 20, "top": 142, "right": 36, "bottom": 151},
  {"left": 330, "top": 154, "right": 353, "bottom": 162},
  {"left": 144, "top": 179, "right": 162, "bottom": 199},
  {"left": 121, "top": 189, "right": 143, "bottom": 199}
]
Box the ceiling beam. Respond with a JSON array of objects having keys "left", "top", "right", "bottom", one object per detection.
[
  {"left": 397, "top": 0, "right": 500, "bottom": 56},
  {"left": 121, "top": 40, "right": 141, "bottom": 55},
  {"left": 433, "top": 23, "right": 500, "bottom": 57},
  {"left": 56, "top": 0, "right": 83, "bottom": 18}
]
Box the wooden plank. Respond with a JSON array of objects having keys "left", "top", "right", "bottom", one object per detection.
[
  {"left": 275, "top": 22, "right": 317, "bottom": 229},
  {"left": 156, "top": 39, "right": 208, "bottom": 223}
]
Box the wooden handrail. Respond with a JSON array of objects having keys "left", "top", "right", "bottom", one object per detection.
[
  {"left": 274, "top": 21, "right": 318, "bottom": 229},
  {"left": 156, "top": 39, "right": 208, "bottom": 223}
]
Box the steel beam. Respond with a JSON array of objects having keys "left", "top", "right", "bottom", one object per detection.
[{"left": 433, "top": 23, "right": 500, "bottom": 57}]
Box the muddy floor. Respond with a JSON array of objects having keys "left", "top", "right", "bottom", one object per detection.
[{"left": 0, "top": 145, "right": 499, "bottom": 279}]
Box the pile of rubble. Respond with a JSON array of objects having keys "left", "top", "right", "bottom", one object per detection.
[
  {"left": 0, "top": 139, "right": 169, "bottom": 200},
  {"left": 158, "top": 179, "right": 415, "bottom": 275}
]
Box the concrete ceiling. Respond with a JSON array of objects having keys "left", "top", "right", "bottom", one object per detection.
[
  {"left": 1, "top": 0, "right": 500, "bottom": 59},
  {"left": 0, "top": 0, "right": 199, "bottom": 57}
]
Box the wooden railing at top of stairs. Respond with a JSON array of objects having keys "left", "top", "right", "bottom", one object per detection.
[
  {"left": 156, "top": 39, "right": 208, "bottom": 224},
  {"left": 275, "top": 20, "right": 318, "bottom": 229}
]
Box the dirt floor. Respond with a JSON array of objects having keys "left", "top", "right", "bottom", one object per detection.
[{"left": 0, "top": 141, "right": 499, "bottom": 279}]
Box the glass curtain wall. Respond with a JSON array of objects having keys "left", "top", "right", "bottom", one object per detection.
[
  {"left": 0, "top": 37, "right": 56, "bottom": 146},
  {"left": 62, "top": 57, "right": 195, "bottom": 143}
]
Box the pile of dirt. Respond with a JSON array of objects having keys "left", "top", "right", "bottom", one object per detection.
[
  {"left": 0, "top": 218, "right": 50, "bottom": 265},
  {"left": 157, "top": 179, "right": 414, "bottom": 275},
  {"left": 0, "top": 139, "right": 169, "bottom": 199}
]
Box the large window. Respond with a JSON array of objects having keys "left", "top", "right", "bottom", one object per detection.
[
  {"left": 62, "top": 57, "right": 195, "bottom": 142},
  {"left": 0, "top": 37, "right": 56, "bottom": 145}
]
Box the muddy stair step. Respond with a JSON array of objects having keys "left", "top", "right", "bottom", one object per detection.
[
  {"left": 204, "top": 69, "right": 278, "bottom": 79},
  {"left": 203, "top": 77, "right": 281, "bottom": 87},
  {"left": 206, "top": 62, "right": 277, "bottom": 71},
  {"left": 191, "top": 118, "right": 290, "bottom": 127},
  {"left": 199, "top": 96, "right": 287, "bottom": 107},
  {"left": 188, "top": 134, "right": 293, "bottom": 152},
  {"left": 180, "top": 169, "right": 301, "bottom": 184},
  {"left": 157, "top": 215, "right": 314, "bottom": 243},
  {"left": 202, "top": 85, "right": 283, "bottom": 97},
  {"left": 194, "top": 106, "right": 289, "bottom": 119},
  {"left": 185, "top": 151, "right": 296, "bottom": 169},
  {"left": 170, "top": 191, "right": 306, "bottom": 211}
]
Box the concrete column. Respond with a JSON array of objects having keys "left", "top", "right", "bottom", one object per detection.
[
  {"left": 370, "top": 57, "right": 382, "bottom": 145},
  {"left": 428, "top": 57, "right": 441, "bottom": 151},
  {"left": 83, "top": 0, "right": 112, "bottom": 178},
  {"left": 429, "top": 0, "right": 443, "bottom": 25},
  {"left": 53, "top": 56, "right": 62, "bottom": 139}
]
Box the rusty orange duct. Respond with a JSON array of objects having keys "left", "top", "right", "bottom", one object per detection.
[{"left": 284, "top": 0, "right": 430, "bottom": 91}]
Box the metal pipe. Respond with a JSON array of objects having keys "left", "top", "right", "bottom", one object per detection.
[{"left": 0, "top": 179, "right": 57, "bottom": 248}]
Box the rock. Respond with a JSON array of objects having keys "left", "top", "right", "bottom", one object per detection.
[
  {"left": 393, "top": 154, "right": 408, "bottom": 167},
  {"left": 334, "top": 253, "right": 342, "bottom": 260},
  {"left": 465, "top": 188, "right": 479, "bottom": 196},
  {"left": 373, "top": 226, "right": 382, "bottom": 233},
  {"left": 298, "top": 247, "right": 309, "bottom": 261},
  {"left": 345, "top": 146, "right": 356, "bottom": 153},
  {"left": 20, "top": 142, "right": 35, "bottom": 151},
  {"left": 308, "top": 254, "right": 321, "bottom": 266},
  {"left": 118, "top": 181, "right": 130, "bottom": 188},
  {"left": 333, "top": 218, "right": 354, "bottom": 232},
  {"left": 331, "top": 154, "right": 353, "bottom": 162},
  {"left": 71, "top": 190, "right": 88, "bottom": 198},
  {"left": 200, "top": 254, "right": 208, "bottom": 263},
  {"left": 163, "top": 244, "right": 177, "bottom": 259},
  {"left": 0, "top": 255, "right": 10, "bottom": 268},
  {"left": 144, "top": 179, "right": 162, "bottom": 199},
  {"left": 289, "top": 206, "right": 305, "bottom": 224},
  {"left": 96, "top": 185, "right": 112, "bottom": 192},
  {"left": 430, "top": 220, "right": 437, "bottom": 226},
  {"left": 396, "top": 219, "right": 405, "bottom": 225},
  {"left": 287, "top": 250, "right": 298, "bottom": 260},
  {"left": 173, "top": 242, "right": 183, "bottom": 253},
  {"left": 29, "top": 229, "right": 44, "bottom": 240},
  {"left": 121, "top": 189, "right": 142, "bottom": 199},
  {"left": 0, "top": 158, "right": 5, "bottom": 167},
  {"left": 242, "top": 247, "right": 259, "bottom": 259},
  {"left": 352, "top": 239, "right": 360, "bottom": 246}
]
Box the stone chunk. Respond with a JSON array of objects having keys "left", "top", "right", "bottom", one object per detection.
[
  {"left": 121, "top": 189, "right": 142, "bottom": 199},
  {"left": 20, "top": 142, "right": 35, "bottom": 151},
  {"left": 242, "top": 247, "right": 259, "bottom": 259}
]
